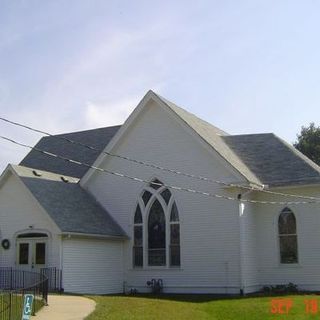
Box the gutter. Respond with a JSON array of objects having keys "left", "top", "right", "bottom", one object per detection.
[{"left": 62, "top": 232, "right": 129, "bottom": 241}]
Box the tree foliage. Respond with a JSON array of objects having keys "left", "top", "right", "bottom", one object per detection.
[{"left": 294, "top": 122, "right": 320, "bottom": 166}]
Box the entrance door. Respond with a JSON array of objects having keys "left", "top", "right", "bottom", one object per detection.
[{"left": 17, "top": 233, "right": 48, "bottom": 271}]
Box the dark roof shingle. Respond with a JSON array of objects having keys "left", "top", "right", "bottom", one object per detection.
[
  {"left": 17, "top": 92, "right": 320, "bottom": 188},
  {"left": 20, "top": 126, "right": 120, "bottom": 178},
  {"left": 12, "top": 165, "right": 126, "bottom": 237},
  {"left": 223, "top": 133, "right": 320, "bottom": 187}
]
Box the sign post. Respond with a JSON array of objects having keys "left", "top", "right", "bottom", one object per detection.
[{"left": 21, "top": 294, "right": 34, "bottom": 320}]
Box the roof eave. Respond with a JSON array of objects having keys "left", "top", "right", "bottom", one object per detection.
[
  {"left": 61, "top": 231, "right": 128, "bottom": 240},
  {"left": 266, "top": 181, "right": 320, "bottom": 190}
]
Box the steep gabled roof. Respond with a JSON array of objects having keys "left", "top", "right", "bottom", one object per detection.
[
  {"left": 153, "top": 92, "right": 320, "bottom": 188},
  {"left": 223, "top": 133, "right": 320, "bottom": 187},
  {"left": 11, "top": 165, "right": 127, "bottom": 238},
  {"left": 20, "top": 126, "right": 121, "bottom": 178},
  {"left": 16, "top": 90, "right": 320, "bottom": 188},
  {"left": 150, "top": 92, "right": 262, "bottom": 186}
]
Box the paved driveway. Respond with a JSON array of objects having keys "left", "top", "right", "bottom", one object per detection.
[{"left": 32, "top": 295, "right": 96, "bottom": 320}]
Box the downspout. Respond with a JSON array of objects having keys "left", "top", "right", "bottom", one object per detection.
[{"left": 238, "top": 190, "right": 253, "bottom": 296}]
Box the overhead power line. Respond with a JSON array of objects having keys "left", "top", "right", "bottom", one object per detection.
[
  {"left": 1, "top": 116, "right": 320, "bottom": 201},
  {"left": 0, "top": 134, "right": 319, "bottom": 205}
]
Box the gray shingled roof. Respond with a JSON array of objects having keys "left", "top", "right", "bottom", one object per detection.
[
  {"left": 223, "top": 133, "right": 320, "bottom": 187},
  {"left": 17, "top": 91, "right": 320, "bottom": 188},
  {"left": 155, "top": 92, "right": 320, "bottom": 187},
  {"left": 20, "top": 126, "right": 121, "bottom": 178},
  {"left": 12, "top": 165, "right": 126, "bottom": 238}
]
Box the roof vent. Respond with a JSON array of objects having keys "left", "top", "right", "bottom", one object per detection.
[
  {"left": 61, "top": 176, "right": 69, "bottom": 183},
  {"left": 32, "top": 170, "right": 42, "bottom": 177}
]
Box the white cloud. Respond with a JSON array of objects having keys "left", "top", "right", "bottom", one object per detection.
[
  {"left": 0, "top": 4, "right": 197, "bottom": 171},
  {"left": 84, "top": 96, "right": 139, "bottom": 128},
  {"left": 84, "top": 79, "right": 166, "bottom": 128}
]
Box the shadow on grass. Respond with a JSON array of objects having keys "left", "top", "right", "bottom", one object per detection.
[
  {"left": 91, "top": 292, "right": 319, "bottom": 304},
  {"left": 90, "top": 293, "right": 289, "bottom": 303}
]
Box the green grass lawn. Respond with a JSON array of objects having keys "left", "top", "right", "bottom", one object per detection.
[{"left": 85, "top": 294, "right": 320, "bottom": 320}]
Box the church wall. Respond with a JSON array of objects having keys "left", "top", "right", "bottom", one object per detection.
[
  {"left": 254, "top": 186, "right": 320, "bottom": 291},
  {"left": 62, "top": 237, "right": 124, "bottom": 294},
  {"left": 0, "top": 172, "right": 61, "bottom": 271},
  {"left": 83, "top": 100, "right": 246, "bottom": 294}
]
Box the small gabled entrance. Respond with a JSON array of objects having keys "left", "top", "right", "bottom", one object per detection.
[{"left": 16, "top": 232, "right": 48, "bottom": 272}]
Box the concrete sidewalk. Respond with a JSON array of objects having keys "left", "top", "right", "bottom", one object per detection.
[{"left": 32, "top": 295, "right": 96, "bottom": 320}]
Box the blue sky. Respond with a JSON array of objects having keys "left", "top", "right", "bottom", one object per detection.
[{"left": 0, "top": 0, "right": 319, "bottom": 171}]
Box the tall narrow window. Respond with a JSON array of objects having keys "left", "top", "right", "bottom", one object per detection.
[
  {"left": 133, "top": 179, "right": 181, "bottom": 268},
  {"left": 170, "top": 202, "right": 180, "bottom": 266},
  {"left": 148, "top": 199, "right": 166, "bottom": 266},
  {"left": 133, "top": 205, "right": 143, "bottom": 267},
  {"left": 278, "top": 207, "right": 298, "bottom": 264}
]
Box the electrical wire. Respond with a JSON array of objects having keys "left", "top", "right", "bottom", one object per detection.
[
  {"left": 0, "top": 134, "right": 319, "bottom": 205},
  {"left": 0, "top": 116, "right": 320, "bottom": 201}
]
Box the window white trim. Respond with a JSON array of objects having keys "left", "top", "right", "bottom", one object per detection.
[
  {"left": 277, "top": 207, "right": 299, "bottom": 265},
  {"left": 132, "top": 178, "right": 181, "bottom": 269}
]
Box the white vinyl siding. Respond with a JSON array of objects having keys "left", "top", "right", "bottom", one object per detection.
[
  {"left": 255, "top": 187, "right": 320, "bottom": 291},
  {"left": 62, "top": 238, "right": 124, "bottom": 294},
  {"left": 0, "top": 172, "right": 61, "bottom": 269},
  {"left": 83, "top": 100, "right": 244, "bottom": 294}
]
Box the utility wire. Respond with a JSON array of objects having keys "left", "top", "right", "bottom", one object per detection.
[
  {"left": 0, "top": 134, "right": 319, "bottom": 205},
  {"left": 1, "top": 116, "right": 320, "bottom": 201}
]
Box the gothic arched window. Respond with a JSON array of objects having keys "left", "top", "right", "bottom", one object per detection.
[
  {"left": 133, "top": 179, "right": 180, "bottom": 268},
  {"left": 148, "top": 199, "right": 166, "bottom": 266},
  {"left": 278, "top": 207, "right": 298, "bottom": 264},
  {"left": 133, "top": 204, "right": 143, "bottom": 267}
]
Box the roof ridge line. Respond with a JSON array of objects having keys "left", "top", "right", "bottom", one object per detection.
[
  {"left": 52, "top": 124, "right": 122, "bottom": 137},
  {"left": 152, "top": 91, "right": 229, "bottom": 136},
  {"left": 273, "top": 134, "right": 320, "bottom": 174},
  {"left": 152, "top": 91, "right": 263, "bottom": 186}
]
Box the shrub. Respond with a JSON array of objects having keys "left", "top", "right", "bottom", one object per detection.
[{"left": 262, "top": 283, "right": 298, "bottom": 294}]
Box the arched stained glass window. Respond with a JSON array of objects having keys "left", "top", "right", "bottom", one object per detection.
[
  {"left": 161, "top": 189, "right": 171, "bottom": 205},
  {"left": 133, "top": 179, "right": 181, "bottom": 268},
  {"left": 134, "top": 205, "right": 142, "bottom": 223},
  {"left": 148, "top": 199, "right": 166, "bottom": 266},
  {"left": 278, "top": 207, "right": 298, "bottom": 264},
  {"left": 170, "top": 202, "right": 180, "bottom": 266},
  {"left": 170, "top": 202, "right": 179, "bottom": 222},
  {"left": 133, "top": 205, "right": 143, "bottom": 267},
  {"left": 142, "top": 191, "right": 152, "bottom": 205}
]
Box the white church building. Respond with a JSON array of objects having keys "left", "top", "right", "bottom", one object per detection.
[{"left": 0, "top": 90, "right": 320, "bottom": 295}]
